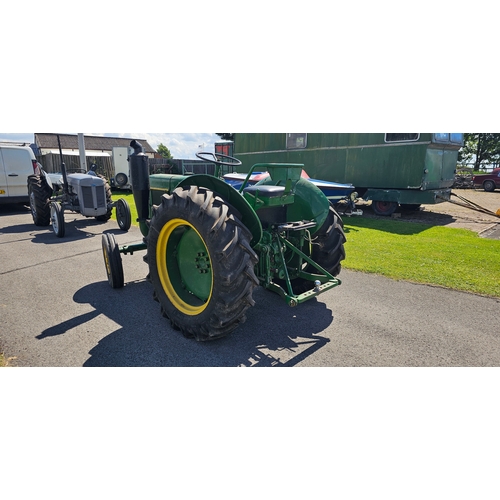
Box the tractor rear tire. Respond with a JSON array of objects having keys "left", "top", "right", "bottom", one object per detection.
[
  {"left": 281, "top": 205, "right": 346, "bottom": 295},
  {"left": 147, "top": 185, "right": 259, "bottom": 341},
  {"left": 28, "top": 175, "right": 52, "bottom": 226},
  {"left": 311, "top": 204, "right": 346, "bottom": 277}
]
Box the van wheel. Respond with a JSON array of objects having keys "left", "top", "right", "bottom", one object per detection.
[{"left": 28, "top": 175, "right": 52, "bottom": 226}]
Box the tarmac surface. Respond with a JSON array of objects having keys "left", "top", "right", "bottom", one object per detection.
[{"left": 1, "top": 200, "right": 499, "bottom": 367}]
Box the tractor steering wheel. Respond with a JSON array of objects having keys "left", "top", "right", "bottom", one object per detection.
[{"left": 196, "top": 152, "right": 242, "bottom": 167}]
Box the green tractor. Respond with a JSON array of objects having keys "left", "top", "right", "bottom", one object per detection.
[{"left": 102, "top": 140, "right": 346, "bottom": 341}]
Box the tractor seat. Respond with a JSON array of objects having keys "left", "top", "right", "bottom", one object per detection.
[{"left": 243, "top": 185, "right": 286, "bottom": 198}]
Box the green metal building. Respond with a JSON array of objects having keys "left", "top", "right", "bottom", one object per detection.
[{"left": 225, "top": 133, "right": 463, "bottom": 215}]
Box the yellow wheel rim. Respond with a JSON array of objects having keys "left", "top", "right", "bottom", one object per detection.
[{"left": 156, "top": 218, "right": 213, "bottom": 315}]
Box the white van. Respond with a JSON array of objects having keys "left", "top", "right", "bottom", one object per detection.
[{"left": 0, "top": 142, "right": 39, "bottom": 204}]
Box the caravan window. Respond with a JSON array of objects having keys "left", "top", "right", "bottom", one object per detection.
[
  {"left": 385, "top": 134, "right": 419, "bottom": 142},
  {"left": 434, "top": 133, "right": 450, "bottom": 142},
  {"left": 433, "top": 133, "right": 464, "bottom": 145},
  {"left": 286, "top": 133, "right": 307, "bottom": 149}
]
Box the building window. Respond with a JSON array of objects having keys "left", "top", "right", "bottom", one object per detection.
[
  {"left": 385, "top": 133, "right": 419, "bottom": 142},
  {"left": 286, "top": 133, "right": 307, "bottom": 149}
]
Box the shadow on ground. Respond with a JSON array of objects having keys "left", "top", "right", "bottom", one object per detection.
[{"left": 50, "top": 280, "right": 336, "bottom": 367}]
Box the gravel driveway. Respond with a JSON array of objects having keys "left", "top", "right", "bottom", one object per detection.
[{"left": 365, "top": 189, "right": 500, "bottom": 237}]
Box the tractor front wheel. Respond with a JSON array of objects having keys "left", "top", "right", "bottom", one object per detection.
[
  {"left": 50, "top": 202, "right": 65, "bottom": 238},
  {"left": 102, "top": 233, "right": 124, "bottom": 288},
  {"left": 116, "top": 198, "right": 132, "bottom": 231},
  {"left": 147, "top": 185, "right": 259, "bottom": 341}
]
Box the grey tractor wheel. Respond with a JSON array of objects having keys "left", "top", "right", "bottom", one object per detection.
[
  {"left": 102, "top": 233, "right": 124, "bottom": 289},
  {"left": 146, "top": 185, "right": 259, "bottom": 341},
  {"left": 95, "top": 177, "right": 113, "bottom": 222},
  {"left": 28, "top": 175, "right": 52, "bottom": 226},
  {"left": 116, "top": 198, "right": 132, "bottom": 231},
  {"left": 50, "top": 202, "right": 65, "bottom": 238}
]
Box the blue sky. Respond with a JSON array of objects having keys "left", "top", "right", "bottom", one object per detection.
[{"left": 0, "top": 132, "right": 221, "bottom": 159}]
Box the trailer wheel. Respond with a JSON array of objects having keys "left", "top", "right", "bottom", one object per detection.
[
  {"left": 483, "top": 180, "right": 496, "bottom": 192},
  {"left": 372, "top": 200, "right": 398, "bottom": 216},
  {"left": 115, "top": 173, "right": 128, "bottom": 187},
  {"left": 50, "top": 202, "right": 65, "bottom": 238},
  {"left": 102, "top": 233, "right": 124, "bottom": 288},
  {"left": 147, "top": 185, "right": 259, "bottom": 341},
  {"left": 116, "top": 198, "right": 132, "bottom": 231},
  {"left": 28, "top": 175, "right": 52, "bottom": 226}
]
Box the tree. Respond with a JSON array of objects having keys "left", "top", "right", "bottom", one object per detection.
[
  {"left": 458, "top": 133, "right": 500, "bottom": 170},
  {"left": 157, "top": 143, "right": 173, "bottom": 159},
  {"left": 215, "top": 133, "right": 234, "bottom": 141}
]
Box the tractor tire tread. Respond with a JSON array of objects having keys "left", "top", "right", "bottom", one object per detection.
[
  {"left": 147, "top": 186, "right": 259, "bottom": 341},
  {"left": 28, "top": 175, "right": 52, "bottom": 226}
]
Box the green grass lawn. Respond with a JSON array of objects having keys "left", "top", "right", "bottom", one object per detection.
[
  {"left": 343, "top": 217, "right": 500, "bottom": 298},
  {"left": 110, "top": 190, "right": 500, "bottom": 298}
]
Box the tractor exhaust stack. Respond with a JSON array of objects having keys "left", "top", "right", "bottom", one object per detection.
[{"left": 129, "top": 140, "right": 150, "bottom": 237}]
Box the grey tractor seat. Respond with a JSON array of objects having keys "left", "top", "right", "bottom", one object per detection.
[{"left": 243, "top": 185, "right": 286, "bottom": 198}]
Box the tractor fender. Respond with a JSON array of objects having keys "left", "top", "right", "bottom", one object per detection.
[
  {"left": 40, "top": 169, "right": 55, "bottom": 190},
  {"left": 177, "top": 174, "right": 263, "bottom": 246},
  {"left": 257, "top": 176, "right": 330, "bottom": 234}
]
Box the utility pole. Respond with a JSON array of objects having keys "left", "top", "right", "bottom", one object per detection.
[{"left": 78, "top": 133, "right": 86, "bottom": 171}]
